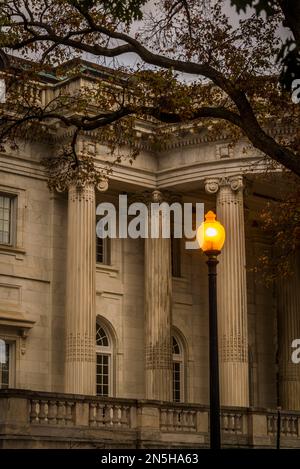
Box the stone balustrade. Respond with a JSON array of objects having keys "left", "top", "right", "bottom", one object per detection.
[
  {"left": 1, "top": 389, "right": 300, "bottom": 448},
  {"left": 267, "top": 412, "right": 299, "bottom": 438},
  {"left": 30, "top": 399, "right": 75, "bottom": 425},
  {"left": 160, "top": 407, "right": 197, "bottom": 433}
]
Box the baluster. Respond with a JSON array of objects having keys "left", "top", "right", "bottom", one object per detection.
[
  {"left": 291, "top": 417, "right": 296, "bottom": 436},
  {"left": 121, "top": 406, "right": 129, "bottom": 428},
  {"left": 293, "top": 417, "right": 298, "bottom": 436},
  {"left": 189, "top": 411, "right": 196, "bottom": 431},
  {"left": 181, "top": 410, "right": 189, "bottom": 431},
  {"left": 285, "top": 417, "right": 290, "bottom": 436},
  {"left": 179, "top": 410, "right": 184, "bottom": 430},
  {"left": 272, "top": 415, "right": 276, "bottom": 435},
  {"left": 167, "top": 408, "right": 174, "bottom": 431},
  {"left": 223, "top": 413, "right": 228, "bottom": 432},
  {"left": 230, "top": 414, "right": 235, "bottom": 433},
  {"left": 89, "top": 403, "right": 97, "bottom": 427},
  {"left": 282, "top": 417, "right": 287, "bottom": 436},
  {"left": 236, "top": 414, "right": 242, "bottom": 433},
  {"left": 266, "top": 416, "right": 271, "bottom": 434},
  {"left": 186, "top": 411, "right": 193, "bottom": 431},
  {"left": 56, "top": 401, "right": 65, "bottom": 425},
  {"left": 104, "top": 405, "right": 112, "bottom": 426},
  {"left": 160, "top": 409, "right": 167, "bottom": 430},
  {"left": 48, "top": 401, "right": 58, "bottom": 425},
  {"left": 38, "top": 400, "right": 48, "bottom": 424},
  {"left": 287, "top": 417, "right": 293, "bottom": 436},
  {"left": 112, "top": 405, "right": 121, "bottom": 426},
  {"left": 96, "top": 403, "right": 105, "bottom": 427},
  {"left": 30, "top": 400, "right": 39, "bottom": 423},
  {"left": 175, "top": 410, "right": 181, "bottom": 431},
  {"left": 65, "top": 402, "right": 74, "bottom": 426},
  {"left": 270, "top": 415, "right": 276, "bottom": 435}
]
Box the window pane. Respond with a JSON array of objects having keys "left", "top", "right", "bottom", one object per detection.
[
  {"left": 173, "top": 362, "right": 181, "bottom": 402},
  {"left": 96, "top": 354, "right": 110, "bottom": 396},
  {"left": 172, "top": 336, "right": 180, "bottom": 355},
  {"left": 96, "top": 237, "right": 104, "bottom": 263},
  {"left": 0, "top": 195, "right": 12, "bottom": 245},
  {"left": 96, "top": 325, "right": 109, "bottom": 347},
  {"left": 0, "top": 341, "right": 10, "bottom": 389},
  {"left": 96, "top": 218, "right": 111, "bottom": 265}
]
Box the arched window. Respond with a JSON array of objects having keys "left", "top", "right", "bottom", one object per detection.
[
  {"left": 172, "top": 335, "right": 185, "bottom": 402},
  {"left": 96, "top": 322, "right": 113, "bottom": 396}
]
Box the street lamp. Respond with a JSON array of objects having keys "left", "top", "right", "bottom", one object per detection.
[{"left": 197, "top": 211, "right": 225, "bottom": 450}]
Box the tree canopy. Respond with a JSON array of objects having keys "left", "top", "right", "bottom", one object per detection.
[
  {"left": 231, "top": 0, "right": 300, "bottom": 92},
  {"left": 0, "top": 0, "right": 300, "bottom": 176}
]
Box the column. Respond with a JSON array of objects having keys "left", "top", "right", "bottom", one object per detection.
[
  {"left": 65, "top": 183, "right": 96, "bottom": 395},
  {"left": 144, "top": 191, "right": 173, "bottom": 401},
  {"left": 278, "top": 252, "right": 300, "bottom": 410},
  {"left": 205, "top": 176, "right": 249, "bottom": 407}
]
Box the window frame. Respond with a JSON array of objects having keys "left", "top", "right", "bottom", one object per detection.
[
  {"left": 96, "top": 236, "right": 111, "bottom": 265},
  {"left": 172, "top": 335, "right": 185, "bottom": 403},
  {"left": 0, "top": 338, "right": 16, "bottom": 389},
  {"left": 0, "top": 193, "right": 17, "bottom": 247},
  {"left": 95, "top": 323, "right": 113, "bottom": 397}
]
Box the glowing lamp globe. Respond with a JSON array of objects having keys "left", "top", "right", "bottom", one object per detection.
[{"left": 197, "top": 211, "right": 225, "bottom": 254}]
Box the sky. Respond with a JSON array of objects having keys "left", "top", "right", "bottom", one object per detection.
[
  {"left": 86, "top": 0, "right": 288, "bottom": 76},
  {"left": 86, "top": 0, "right": 252, "bottom": 69}
]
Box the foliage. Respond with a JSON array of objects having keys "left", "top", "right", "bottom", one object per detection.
[
  {"left": 230, "top": 0, "right": 278, "bottom": 16},
  {"left": 255, "top": 173, "right": 300, "bottom": 284},
  {"left": 231, "top": 0, "right": 300, "bottom": 92},
  {"left": 0, "top": 0, "right": 299, "bottom": 178},
  {"left": 68, "top": 0, "right": 147, "bottom": 25}
]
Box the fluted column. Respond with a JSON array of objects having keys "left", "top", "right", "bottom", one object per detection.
[
  {"left": 278, "top": 252, "right": 300, "bottom": 410},
  {"left": 205, "top": 176, "right": 249, "bottom": 407},
  {"left": 65, "top": 183, "right": 96, "bottom": 395},
  {"left": 144, "top": 191, "right": 173, "bottom": 401}
]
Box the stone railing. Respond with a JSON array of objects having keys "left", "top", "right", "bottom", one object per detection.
[
  {"left": 29, "top": 397, "right": 134, "bottom": 429},
  {"left": 30, "top": 398, "right": 75, "bottom": 425},
  {"left": 221, "top": 410, "right": 245, "bottom": 434},
  {"left": 267, "top": 411, "right": 299, "bottom": 438},
  {"left": 1, "top": 389, "right": 300, "bottom": 449},
  {"left": 160, "top": 407, "right": 197, "bottom": 432}
]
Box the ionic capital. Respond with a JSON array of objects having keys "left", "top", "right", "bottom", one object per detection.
[
  {"left": 204, "top": 178, "right": 220, "bottom": 194},
  {"left": 205, "top": 175, "right": 244, "bottom": 194}
]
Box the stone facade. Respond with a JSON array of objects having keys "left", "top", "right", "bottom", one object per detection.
[{"left": 0, "top": 62, "right": 300, "bottom": 448}]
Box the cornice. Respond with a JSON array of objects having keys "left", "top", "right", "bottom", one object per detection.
[{"left": 49, "top": 121, "right": 298, "bottom": 154}]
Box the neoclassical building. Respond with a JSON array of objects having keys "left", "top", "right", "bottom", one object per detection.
[{"left": 0, "top": 60, "right": 300, "bottom": 448}]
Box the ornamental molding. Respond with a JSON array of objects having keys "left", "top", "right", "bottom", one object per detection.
[
  {"left": 59, "top": 124, "right": 296, "bottom": 152},
  {"left": 131, "top": 190, "right": 182, "bottom": 205},
  {"left": 205, "top": 175, "right": 244, "bottom": 194}
]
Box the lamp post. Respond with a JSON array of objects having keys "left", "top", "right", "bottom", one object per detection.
[{"left": 197, "top": 211, "right": 225, "bottom": 450}]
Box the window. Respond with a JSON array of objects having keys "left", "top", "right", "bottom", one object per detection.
[
  {"left": 172, "top": 335, "right": 185, "bottom": 403},
  {"left": 96, "top": 216, "right": 111, "bottom": 264},
  {"left": 96, "top": 322, "right": 113, "bottom": 396},
  {"left": 0, "top": 194, "right": 16, "bottom": 245},
  {"left": 0, "top": 339, "right": 14, "bottom": 389},
  {"left": 96, "top": 236, "right": 111, "bottom": 264}
]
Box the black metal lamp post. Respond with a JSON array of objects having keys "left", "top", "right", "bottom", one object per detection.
[{"left": 197, "top": 211, "right": 225, "bottom": 450}]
